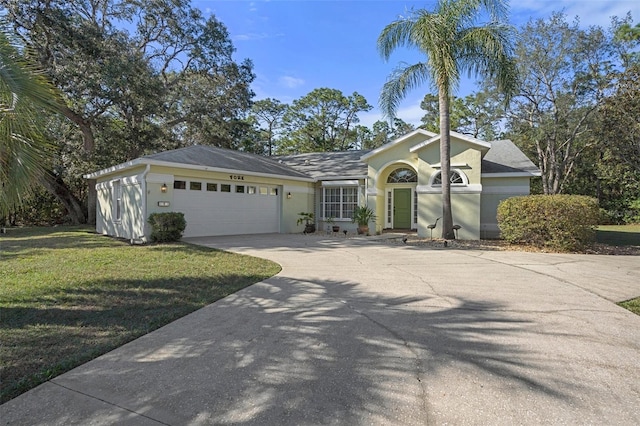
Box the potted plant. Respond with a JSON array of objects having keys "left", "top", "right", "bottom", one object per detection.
[
  {"left": 326, "top": 216, "right": 340, "bottom": 233},
  {"left": 297, "top": 212, "right": 316, "bottom": 234},
  {"left": 352, "top": 205, "right": 376, "bottom": 235}
]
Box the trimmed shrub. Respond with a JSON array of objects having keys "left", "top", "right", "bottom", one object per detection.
[
  {"left": 147, "top": 212, "right": 187, "bottom": 243},
  {"left": 497, "top": 195, "right": 600, "bottom": 251}
]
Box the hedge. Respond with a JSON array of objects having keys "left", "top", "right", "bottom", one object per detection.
[
  {"left": 497, "top": 195, "right": 600, "bottom": 251},
  {"left": 147, "top": 212, "right": 187, "bottom": 243}
]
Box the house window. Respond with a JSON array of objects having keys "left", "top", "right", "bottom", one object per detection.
[
  {"left": 190, "top": 181, "right": 202, "bottom": 191},
  {"left": 431, "top": 170, "right": 467, "bottom": 186},
  {"left": 206, "top": 183, "right": 217, "bottom": 192},
  {"left": 321, "top": 186, "right": 358, "bottom": 219},
  {"left": 247, "top": 186, "right": 256, "bottom": 194},
  {"left": 221, "top": 184, "right": 231, "bottom": 192},
  {"left": 259, "top": 187, "right": 268, "bottom": 195},
  {"left": 388, "top": 168, "right": 417, "bottom": 183},
  {"left": 414, "top": 190, "right": 418, "bottom": 224},
  {"left": 113, "top": 180, "right": 122, "bottom": 222},
  {"left": 174, "top": 180, "right": 186, "bottom": 190},
  {"left": 270, "top": 188, "right": 278, "bottom": 196},
  {"left": 236, "top": 185, "right": 245, "bottom": 194}
]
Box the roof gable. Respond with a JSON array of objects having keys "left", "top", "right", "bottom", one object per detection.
[
  {"left": 360, "top": 129, "right": 437, "bottom": 161},
  {"left": 481, "top": 140, "right": 540, "bottom": 176},
  {"left": 408, "top": 131, "right": 492, "bottom": 153}
]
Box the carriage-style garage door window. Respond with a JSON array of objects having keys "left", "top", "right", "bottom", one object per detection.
[{"left": 322, "top": 186, "right": 358, "bottom": 219}]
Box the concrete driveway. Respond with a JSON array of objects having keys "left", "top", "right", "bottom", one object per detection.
[{"left": 2, "top": 234, "right": 639, "bottom": 425}]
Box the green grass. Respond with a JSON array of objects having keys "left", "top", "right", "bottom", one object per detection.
[
  {"left": 619, "top": 298, "right": 640, "bottom": 316},
  {"left": 596, "top": 224, "right": 640, "bottom": 246},
  {"left": 0, "top": 226, "right": 281, "bottom": 403}
]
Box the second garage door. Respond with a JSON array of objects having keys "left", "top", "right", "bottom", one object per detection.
[{"left": 173, "top": 179, "right": 281, "bottom": 238}]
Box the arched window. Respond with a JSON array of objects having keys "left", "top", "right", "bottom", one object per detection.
[
  {"left": 430, "top": 170, "right": 467, "bottom": 186},
  {"left": 387, "top": 168, "right": 417, "bottom": 183}
]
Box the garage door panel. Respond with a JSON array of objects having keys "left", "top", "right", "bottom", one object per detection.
[{"left": 173, "top": 185, "right": 280, "bottom": 237}]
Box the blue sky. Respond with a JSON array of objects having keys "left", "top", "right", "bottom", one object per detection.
[{"left": 193, "top": 1, "right": 639, "bottom": 128}]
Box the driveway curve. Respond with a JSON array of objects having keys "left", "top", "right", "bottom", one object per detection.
[{"left": 2, "top": 234, "right": 639, "bottom": 425}]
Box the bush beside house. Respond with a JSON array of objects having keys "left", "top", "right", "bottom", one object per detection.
[
  {"left": 148, "top": 212, "right": 187, "bottom": 242},
  {"left": 497, "top": 195, "right": 600, "bottom": 251}
]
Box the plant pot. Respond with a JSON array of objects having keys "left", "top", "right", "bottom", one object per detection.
[
  {"left": 304, "top": 224, "right": 316, "bottom": 234},
  {"left": 332, "top": 225, "right": 340, "bottom": 232},
  {"left": 357, "top": 225, "right": 369, "bottom": 235}
]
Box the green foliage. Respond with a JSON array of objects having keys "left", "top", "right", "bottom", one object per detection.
[
  {"left": 0, "top": 28, "right": 59, "bottom": 215},
  {"left": 497, "top": 195, "right": 600, "bottom": 251},
  {"left": 618, "top": 297, "right": 640, "bottom": 316},
  {"left": 420, "top": 91, "right": 502, "bottom": 140},
  {"left": 4, "top": 0, "right": 255, "bottom": 223},
  {"left": 351, "top": 205, "right": 377, "bottom": 226},
  {"left": 147, "top": 212, "right": 187, "bottom": 243},
  {"left": 0, "top": 226, "right": 280, "bottom": 402},
  {"left": 506, "top": 13, "right": 631, "bottom": 195},
  {"left": 279, "top": 88, "right": 372, "bottom": 154},
  {"left": 250, "top": 98, "right": 287, "bottom": 156},
  {"left": 296, "top": 212, "right": 314, "bottom": 226},
  {"left": 378, "top": 0, "right": 517, "bottom": 239}
]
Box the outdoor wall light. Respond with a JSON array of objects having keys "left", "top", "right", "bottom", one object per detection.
[
  {"left": 161, "top": 183, "right": 168, "bottom": 193},
  {"left": 287, "top": 192, "right": 292, "bottom": 199}
]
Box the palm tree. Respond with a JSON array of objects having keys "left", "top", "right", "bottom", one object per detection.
[
  {"left": 0, "top": 29, "right": 59, "bottom": 216},
  {"left": 378, "top": 0, "right": 518, "bottom": 239}
]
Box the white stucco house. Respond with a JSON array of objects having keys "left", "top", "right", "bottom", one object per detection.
[{"left": 84, "top": 129, "right": 540, "bottom": 241}]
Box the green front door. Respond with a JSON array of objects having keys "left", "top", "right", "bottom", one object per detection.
[{"left": 393, "top": 188, "right": 412, "bottom": 229}]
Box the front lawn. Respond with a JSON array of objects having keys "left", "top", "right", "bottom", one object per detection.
[
  {"left": 0, "top": 226, "right": 281, "bottom": 403},
  {"left": 619, "top": 298, "right": 640, "bottom": 316},
  {"left": 596, "top": 224, "right": 640, "bottom": 246}
]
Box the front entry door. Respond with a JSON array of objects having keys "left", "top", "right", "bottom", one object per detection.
[{"left": 393, "top": 188, "right": 411, "bottom": 229}]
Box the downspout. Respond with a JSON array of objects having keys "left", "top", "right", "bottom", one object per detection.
[{"left": 140, "top": 164, "right": 151, "bottom": 243}]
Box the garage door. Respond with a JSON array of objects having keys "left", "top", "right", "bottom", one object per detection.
[{"left": 173, "top": 179, "right": 281, "bottom": 237}]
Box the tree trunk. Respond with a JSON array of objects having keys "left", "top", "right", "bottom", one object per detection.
[
  {"left": 439, "top": 88, "right": 455, "bottom": 239},
  {"left": 41, "top": 173, "right": 87, "bottom": 224}
]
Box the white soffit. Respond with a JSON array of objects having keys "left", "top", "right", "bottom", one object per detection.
[{"left": 321, "top": 180, "right": 360, "bottom": 186}]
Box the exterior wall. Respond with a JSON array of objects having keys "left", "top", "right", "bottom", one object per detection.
[
  {"left": 144, "top": 165, "right": 314, "bottom": 238},
  {"left": 480, "top": 176, "right": 532, "bottom": 239},
  {"left": 285, "top": 184, "right": 315, "bottom": 234},
  {"left": 416, "top": 192, "right": 481, "bottom": 239},
  {"left": 367, "top": 135, "right": 485, "bottom": 238},
  {"left": 95, "top": 167, "right": 146, "bottom": 240}
]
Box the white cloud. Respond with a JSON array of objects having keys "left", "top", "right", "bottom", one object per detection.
[
  {"left": 234, "top": 32, "right": 271, "bottom": 41},
  {"left": 359, "top": 97, "right": 424, "bottom": 129},
  {"left": 279, "top": 76, "right": 305, "bottom": 89}
]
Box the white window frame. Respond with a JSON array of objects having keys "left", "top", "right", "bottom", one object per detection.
[
  {"left": 429, "top": 169, "right": 469, "bottom": 186},
  {"left": 384, "top": 186, "right": 418, "bottom": 229},
  {"left": 321, "top": 186, "right": 358, "bottom": 220}
]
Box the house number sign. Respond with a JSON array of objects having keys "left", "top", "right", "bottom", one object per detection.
[{"left": 229, "top": 175, "right": 245, "bottom": 180}]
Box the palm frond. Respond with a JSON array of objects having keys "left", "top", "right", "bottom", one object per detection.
[
  {"left": 0, "top": 29, "right": 59, "bottom": 214},
  {"left": 379, "top": 62, "right": 431, "bottom": 118},
  {"left": 377, "top": 16, "right": 419, "bottom": 60}
]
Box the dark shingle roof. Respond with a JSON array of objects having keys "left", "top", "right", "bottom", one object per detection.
[
  {"left": 142, "top": 145, "right": 311, "bottom": 179},
  {"left": 277, "top": 150, "right": 370, "bottom": 179},
  {"left": 278, "top": 141, "right": 539, "bottom": 177},
  {"left": 481, "top": 140, "right": 540, "bottom": 175}
]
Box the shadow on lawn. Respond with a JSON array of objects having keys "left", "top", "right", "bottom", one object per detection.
[
  {"left": 0, "top": 275, "right": 264, "bottom": 403},
  {"left": 596, "top": 229, "right": 640, "bottom": 246},
  {"left": 4, "top": 276, "right": 596, "bottom": 424}
]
